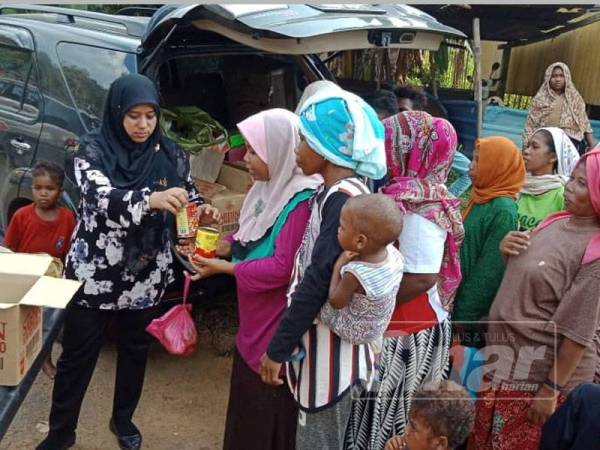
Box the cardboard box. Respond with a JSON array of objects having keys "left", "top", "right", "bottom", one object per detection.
[
  {"left": 0, "top": 254, "right": 81, "bottom": 386},
  {"left": 218, "top": 162, "right": 253, "bottom": 193},
  {"left": 194, "top": 163, "right": 254, "bottom": 234},
  {"left": 189, "top": 140, "right": 228, "bottom": 183}
]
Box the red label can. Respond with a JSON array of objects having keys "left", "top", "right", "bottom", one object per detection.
[{"left": 176, "top": 203, "right": 198, "bottom": 238}]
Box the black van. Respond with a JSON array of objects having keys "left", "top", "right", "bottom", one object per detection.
[{"left": 0, "top": 4, "right": 463, "bottom": 233}]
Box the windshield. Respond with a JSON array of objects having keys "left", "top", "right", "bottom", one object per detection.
[{"left": 57, "top": 42, "right": 136, "bottom": 131}]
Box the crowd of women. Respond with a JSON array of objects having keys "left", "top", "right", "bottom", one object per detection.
[{"left": 33, "top": 61, "right": 600, "bottom": 450}]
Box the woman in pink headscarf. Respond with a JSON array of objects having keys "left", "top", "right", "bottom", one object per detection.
[
  {"left": 468, "top": 148, "right": 600, "bottom": 450},
  {"left": 346, "top": 111, "right": 464, "bottom": 450},
  {"left": 188, "top": 108, "right": 321, "bottom": 450}
]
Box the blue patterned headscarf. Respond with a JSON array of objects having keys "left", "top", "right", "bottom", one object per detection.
[{"left": 298, "top": 87, "right": 386, "bottom": 179}]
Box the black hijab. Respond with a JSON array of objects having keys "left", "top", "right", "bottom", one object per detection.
[
  {"left": 97, "top": 74, "right": 162, "bottom": 189},
  {"left": 79, "top": 74, "right": 187, "bottom": 274}
]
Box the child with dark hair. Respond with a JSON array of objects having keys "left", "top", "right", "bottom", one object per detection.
[
  {"left": 320, "top": 193, "right": 404, "bottom": 345},
  {"left": 4, "top": 160, "right": 76, "bottom": 378},
  {"left": 384, "top": 380, "right": 475, "bottom": 450},
  {"left": 394, "top": 85, "right": 428, "bottom": 112},
  {"left": 4, "top": 160, "right": 74, "bottom": 261},
  {"left": 363, "top": 90, "right": 399, "bottom": 120}
]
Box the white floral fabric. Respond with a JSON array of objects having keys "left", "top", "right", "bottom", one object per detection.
[{"left": 65, "top": 139, "right": 199, "bottom": 310}]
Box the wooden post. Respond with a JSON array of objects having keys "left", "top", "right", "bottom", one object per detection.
[{"left": 473, "top": 17, "right": 483, "bottom": 138}]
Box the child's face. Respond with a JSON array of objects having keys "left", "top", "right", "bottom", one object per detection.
[
  {"left": 337, "top": 206, "right": 356, "bottom": 251},
  {"left": 243, "top": 144, "right": 269, "bottom": 181},
  {"left": 295, "top": 136, "right": 326, "bottom": 176},
  {"left": 32, "top": 173, "right": 62, "bottom": 210},
  {"left": 403, "top": 415, "right": 447, "bottom": 450}
]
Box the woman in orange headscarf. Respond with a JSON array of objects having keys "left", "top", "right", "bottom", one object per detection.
[{"left": 452, "top": 136, "right": 526, "bottom": 346}]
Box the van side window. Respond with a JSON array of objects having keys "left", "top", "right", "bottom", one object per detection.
[
  {"left": 57, "top": 43, "right": 136, "bottom": 131},
  {"left": 0, "top": 45, "right": 41, "bottom": 119}
]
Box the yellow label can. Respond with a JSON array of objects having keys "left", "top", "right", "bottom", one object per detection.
[{"left": 194, "top": 227, "right": 220, "bottom": 258}]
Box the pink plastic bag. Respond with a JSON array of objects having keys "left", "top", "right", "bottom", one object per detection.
[{"left": 146, "top": 272, "right": 197, "bottom": 356}]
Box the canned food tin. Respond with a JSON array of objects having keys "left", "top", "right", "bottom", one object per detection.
[
  {"left": 194, "top": 227, "right": 220, "bottom": 259},
  {"left": 176, "top": 203, "right": 199, "bottom": 238}
]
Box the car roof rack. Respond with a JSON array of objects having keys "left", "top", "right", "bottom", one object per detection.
[{"left": 0, "top": 4, "right": 148, "bottom": 37}]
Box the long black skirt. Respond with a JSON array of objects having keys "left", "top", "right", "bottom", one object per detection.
[{"left": 223, "top": 347, "right": 298, "bottom": 450}]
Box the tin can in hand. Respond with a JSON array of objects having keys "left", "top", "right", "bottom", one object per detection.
[
  {"left": 194, "top": 227, "right": 220, "bottom": 259},
  {"left": 176, "top": 203, "right": 199, "bottom": 238}
]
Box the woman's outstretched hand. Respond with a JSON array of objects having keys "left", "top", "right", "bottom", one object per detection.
[
  {"left": 187, "top": 254, "right": 234, "bottom": 279},
  {"left": 149, "top": 187, "right": 189, "bottom": 215}
]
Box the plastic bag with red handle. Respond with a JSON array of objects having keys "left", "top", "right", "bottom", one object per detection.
[{"left": 146, "top": 272, "right": 197, "bottom": 356}]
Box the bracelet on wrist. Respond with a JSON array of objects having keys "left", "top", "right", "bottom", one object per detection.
[{"left": 543, "top": 378, "right": 563, "bottom": 392}]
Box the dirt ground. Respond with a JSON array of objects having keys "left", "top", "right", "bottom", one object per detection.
[{"left": 1, "top": 303, "right": 238, "bottom": 450}]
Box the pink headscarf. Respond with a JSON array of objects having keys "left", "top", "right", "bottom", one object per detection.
[
  {"left": 534, "top": 147, "right": 600, "bottom": 264},
  {"left": 238, "top": 113, "right": 268, "bottom": 164},
  {"left": 381, "top": 111, "right": 464, "bottom": 311},
  {"left": 234, "top": 109, "right": 322, "bottom": 245}
]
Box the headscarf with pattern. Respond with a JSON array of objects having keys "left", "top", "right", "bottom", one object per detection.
[
  {"left": 297, "top": 87, "right": 386, "bottom": 179},
  {"left": 523, "top": 62, "right": 591, "bottom": 143},
  {"left": 381, "top": 110, "right": 464, "bottom": 311}
]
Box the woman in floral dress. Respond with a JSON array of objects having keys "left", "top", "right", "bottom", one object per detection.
[{"left": 37, "top": 74, "right": 218, "bottom": 450}]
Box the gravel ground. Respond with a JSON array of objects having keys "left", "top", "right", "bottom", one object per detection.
[{"left": 1, "top": 300, "right": 239, "bottom": 450}]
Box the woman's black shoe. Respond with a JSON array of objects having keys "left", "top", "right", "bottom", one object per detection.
[
  {"left": 35, "top": 433, "right": 76, "bottom": 450},
  {"left": 109, "top": 419, "right": 142, "bottom": 450}
]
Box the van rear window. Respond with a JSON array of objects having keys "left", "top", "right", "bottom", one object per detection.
[{"left": 57, "top": 43, "right": 136, "bottom": 131}]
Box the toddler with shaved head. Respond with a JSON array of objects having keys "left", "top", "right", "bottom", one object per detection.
[{"left": 319, "top": 193, "right": 405, "bottom": 345}]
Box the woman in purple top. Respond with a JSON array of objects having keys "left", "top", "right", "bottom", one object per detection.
[{"left": 189, "top": 108, "right": 321, "bottom": 450}]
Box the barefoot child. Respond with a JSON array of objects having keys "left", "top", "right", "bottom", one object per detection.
[
  {"left": 320, "top": 193, "right": 404, "bottom": 345},
  {"left": 259, "top": 86, "right": 387, "bottom": 450},
  {"left": 384, "top": 381, "right": 475, "bottom": 450},
  {"left": 3, "top": 161, "right": 76, "bottom": 378}
]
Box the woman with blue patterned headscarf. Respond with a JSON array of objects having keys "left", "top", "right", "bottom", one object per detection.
[
  {"left": 261, "top": 87, "right": 387, "bottom": 450},
  {"left": 298, "top": 86, "right": 387, "bottom": 179}
]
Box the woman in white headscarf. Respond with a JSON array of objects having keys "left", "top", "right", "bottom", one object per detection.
[
  {"left": 188, "top": 108, "right": 321, "bottom": 450},
  {"left": 517, "top": 126, "right": 580, "bottom": 230}
]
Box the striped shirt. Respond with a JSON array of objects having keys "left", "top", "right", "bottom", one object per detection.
[{"left": 278, "top": 178, "right": 375, "bottom": 411}]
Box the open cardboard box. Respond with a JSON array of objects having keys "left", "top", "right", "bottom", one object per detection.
[
  {"left": 193, "top": 162, "right": 253, "bottom": 234},
  {"left": 0, "top": 253, "right": 81, "bottom": 386}
]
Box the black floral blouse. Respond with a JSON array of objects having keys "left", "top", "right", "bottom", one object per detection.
[{"left": 65, "top": 138, "right": 201, "bottom": 310}]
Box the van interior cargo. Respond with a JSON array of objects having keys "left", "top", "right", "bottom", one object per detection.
[{"left": 158, "top": 52, "right": 314, "bottom": 131}]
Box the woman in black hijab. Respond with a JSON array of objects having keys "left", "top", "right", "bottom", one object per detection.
[{"left": 37, "top": 74, "right": 219, "bottom": 450}]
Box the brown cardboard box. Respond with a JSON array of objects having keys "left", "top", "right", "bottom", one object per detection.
[
  {"left": 0, "top": 254, "right": 81, "bottom": 386},
  {"left": 189, "top": 139, "right": 228, "bottom": 183},
  {"left": 194, "top": 162, "right": 253, "bottom": 234},
  {"left": 218, "top": 162, "right": 253, "bottom": 193}
]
